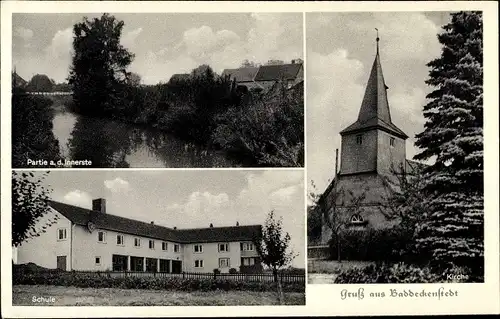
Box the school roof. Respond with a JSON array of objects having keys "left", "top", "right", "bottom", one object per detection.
[{"left": 49, "top": 201, "right": 261, "bottom": 244}]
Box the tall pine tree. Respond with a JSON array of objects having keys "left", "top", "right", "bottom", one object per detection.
[{"left": 414, "top": 12, "right": 483, "bottom": 273}]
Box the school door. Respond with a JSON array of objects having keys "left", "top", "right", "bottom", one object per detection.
[
  {"left": 56, "top": 256, "right": 67, "bottom": 271},
  {"left": 172, "top": 260, "right": 182, "bottom": 274}
]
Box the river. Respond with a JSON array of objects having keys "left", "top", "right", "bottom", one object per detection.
[{"left": 51, "top": 106, "right": 236, "bottom": 168}]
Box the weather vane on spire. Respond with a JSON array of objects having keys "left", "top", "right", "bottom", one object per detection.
[{"left": 375, "top": 28, "right": 380, "bottom": 54}]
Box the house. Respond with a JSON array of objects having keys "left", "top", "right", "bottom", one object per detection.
[
  {"left": 221, "top": 59, "right": 304, "bottom": 93},
  {"left": 168, "top": 73, "right": 190, "bottom": 83},
  {"left": 310, "top": 38, "right": 425, "bottom": 250},
  {"left": 16, "top": 198, "right": 262, "bottom": 273},
  {"left": 12, "top": 70, "right": 27, "bottom": 88},
  {"left": 221, "top": 67, "right": 261, "bottom": 91},
  {"left": 253, "top": 61, "right": 303, "bottom": 91}
]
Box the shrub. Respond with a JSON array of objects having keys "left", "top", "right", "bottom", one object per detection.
[
  {"left": 333, "top": 262, "right": 482, "bottom": 284},
  {"left": 228, "top": 268, "right": 238, "bottom": 274},
  {"left": 12, "top": 270, "right": 305, "bottom": 292},
  {"left": 328, "top": 227, "right": 415, "bottom": 263},
  {"left": 12, "top": 89, "right": 61, "bottom": 167}
]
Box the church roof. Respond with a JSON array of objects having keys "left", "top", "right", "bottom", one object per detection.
[{"left": 340, "top": 39, "right": 408, "bottom": 139}]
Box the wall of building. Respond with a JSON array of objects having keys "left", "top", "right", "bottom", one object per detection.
[
  {"left": 377, "top": 130, "right": 406, "bottom": 177},
  {"left": 320, "top": 174, "right": 396, "bottom": 245},
  {"left": 71, "top": 226, "right": 183, "bottom": 271},
  {"left": 16, "top": 208, "right": 71, "bottom": 269},
  {"left": 182, "top": 241, "right": 258, "bottom": 273},
  {"left": 340, "top": 129, "right": 378, "bottom": 174}
]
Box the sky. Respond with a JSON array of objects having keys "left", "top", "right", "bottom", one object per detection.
[
  {"left": 306, "top": 11, "right": 452, "bottom": 195},
  {"left": 31, "top": 170, "right": 305, "bottom": 268},
  {"left": 12, "top": 12, "right": 303, "bottom": 85}
]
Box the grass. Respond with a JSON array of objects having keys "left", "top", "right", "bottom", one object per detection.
[
  {"left": 12, "top": 285, "right": 305, "bottom": 306},
  {"left": 308, "top": 259, "right": 374, "bottom": 274}
]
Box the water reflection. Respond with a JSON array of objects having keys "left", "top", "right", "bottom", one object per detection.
[{"left": 52, "top": 107, "right": 235, "bottom": 168}]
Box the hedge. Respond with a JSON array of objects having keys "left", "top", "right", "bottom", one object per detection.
[
  {"left": 334, "top": 262, "right": 483, "bottom": 284},
  {"left": 328, "top": 227, "right": 417, "bottom": 263},
  {"left": 12, "top": 270, "right": 305, "bottom": 292}
]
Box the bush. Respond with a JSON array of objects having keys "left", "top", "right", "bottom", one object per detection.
[
  {"left": 333, "top": 262, "right": 482, "bottom": 284},
  {"left": 212, "top": 82, "right": 304, "bottom": 167},
  {"left": 228, "top": 268, "right": 238, "bottom": 274},
  {"left": 12, "top": 89, "right": 61, "bottom": 167},
  {"left": 12, "top": 270, "right": 305, "bottom": 292},
  {"left": 328, "top": 227, "right": 415, "bottom": 263}
]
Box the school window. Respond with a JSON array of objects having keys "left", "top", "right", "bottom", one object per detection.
[
  {"left": 149, "top": 240, "right": 155, "bottom": 249},
  {"left": 242, "top": 257, "right": 255, "bottom": 266},
  {"left": 95, "top": 257, "right": 101, "bottom": 266},
  {"left": 162, "top": 242, "right": 168, "bottom": 251},
  {"left": 219, "top": 258, "right": 230, "bottom": 268},
  {"left": 97, "top": 231, "right": 106, "bottom": 243},
  {"left": 174, "top": 244, "right": 180, "bottom": 253},
  {"left": 390, "top": 137, "right": 395, "bottom": 147},
  {"left": 193, "top": 244, "right": 203, "bottom": 253},
  {"left": 57, "top": 228, "right": 67, "bottom": 241},
  {"left": 241, "top": 242, "right": 254, "bottom": 251},
  {"left": 218, "top": 243, "right": 229, "bottom": 252},
  {"left": 194, "top": 260, "right": 204, "bottom": 268},
  {"left": 116, "top": 235, "right": 124, "bottom": 246},
  {"left": 134, "top": 238, "right": 141, "bottom": 247},
  {"left": 356, "top": 134, "right": 363, "bottom": 145}
]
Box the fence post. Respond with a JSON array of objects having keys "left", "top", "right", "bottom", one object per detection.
[{"left": 182, "top": 272, "right": 185, "bottom": 279}]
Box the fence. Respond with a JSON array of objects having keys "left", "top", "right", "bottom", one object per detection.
[{"left": 16, "top": 269, "right": 305, "bottom": 283}]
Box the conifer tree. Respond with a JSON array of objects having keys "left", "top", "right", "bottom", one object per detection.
[{"left": 414, "top": 12, "right": 483, "bottom": 273}]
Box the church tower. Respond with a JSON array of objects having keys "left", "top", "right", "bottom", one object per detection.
[{"left": 339, "top": 35, "right": 408, "bottom": 177}]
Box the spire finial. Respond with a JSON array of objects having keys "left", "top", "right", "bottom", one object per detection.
[{"left": 375, "top": 28, "right": 380, "bottom": 54}]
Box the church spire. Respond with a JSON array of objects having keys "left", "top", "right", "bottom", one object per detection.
[
  {"left": 357, "top": 30, "right": 392, "bottom": 124},
  {"left": 340, "top": 32, "right": 407, "bottom": 139}
]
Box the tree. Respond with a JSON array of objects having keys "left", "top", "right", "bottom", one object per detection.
[
  {"left": 378, "top": 163, "right": 430, "bottom": 261},
  {"left": 26, "top": 74, "right": 54, "bottom": 92},
  {"left": 240, "top": 59, "right": 259, "bottom": 68},
  {"left": 126, "top": 72, "right": 141, "bottom": 87},
  {"left": 12, "top": 171, "right": 58, "bottom": 247},
  {"left": 68, "top": 13, "right": 135, "bottom": 117},
  {"left": 413, "top": 12, "right": 483, "bottom": 272},
  {"left": 254, "top": 211, "right": 296, "bottom": 304},
  {"left": 321, "top": 183, "right": 367, "bottom": 262},
  {"left": 12, "top": 89, "right": 61, "bottom": 168},
  {"left": 266, "top": 59, "right": 284, "bottom": 65}
]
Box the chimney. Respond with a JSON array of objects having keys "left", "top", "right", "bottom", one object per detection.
[
  {"left": 92, "top": 198, "right": 106, "bottom": 213},
  {"left": 150, "top": 221, "right": 154, "bottom": 225},
  {"left": 210, "top": 223, "right": 213, "bottom": 228}
]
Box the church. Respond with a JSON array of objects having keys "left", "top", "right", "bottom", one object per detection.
[{"left": 309, "top": 36, "right": 424, "bottom": 255}]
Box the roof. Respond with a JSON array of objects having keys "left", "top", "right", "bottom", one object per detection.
[
  {"left": 12, "top": 72, "right": 27, "bottom": 86},
  {"left": 340, "top": 45, "right": 408, "bottom": 139},
  {"left": 237, "top": 82, "right": 264, "bottom": 90},
  {"left": 254, "top": 63, "right": 302, "bottom": 82},
  {"left": 221, "top": 67, "right": 259, "bottom": 82},
  {"left": 169, "top": 73, "right": 190, "bottom": 82},
  {"left": 49, "top": 201, "right": 261, "bottom": 244},
  {"left": 340, "top": 117, "right": 408, "bottom": 139}
]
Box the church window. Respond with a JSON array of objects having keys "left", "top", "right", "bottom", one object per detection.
[
  {"left": 390, "top": 137, "right": 395, "bottom": 147},
  {"left": 350, "top": 214, "right": 365, "bottom": 224},
  {"left": 356, "top": 134, "right": 363, "bottom": 145}
]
